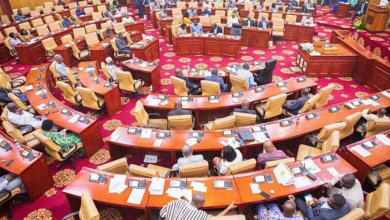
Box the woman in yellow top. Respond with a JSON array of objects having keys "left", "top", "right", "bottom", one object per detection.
[
  {"left": 182, "top": 12, "right": 191, "bottom": 25},
  {"left": 18, "top": 29, "right": 32, "bottom": 43}
]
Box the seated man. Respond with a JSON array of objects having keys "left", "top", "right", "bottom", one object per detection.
[
  {"left": 160, "top": 8, "right": 168, "bottom": 18},
  {"left": 203, "top": 0, "right": 212, "bottom": 9},
  {"left": 168, "top": 99, "right": 192, "bottom": 117},
  {"left": 122, "top": 15, "right": 135, "bottom": 23},
  {"left": 257, "top": 140, "right": 288, "bottom": 167},
  {"left": 175, "top": 69, "right": 199, "bottom": 95},
  {"left": 6, "top": 102, "right": 43, "bottom": 128},
  {"left": 42, "top": 120, "right": 82, "bottom": 150},
  {"left": 244, "top": 17, "right": 256, "bottom": 27},
  {"left": 103, "top": 27, "right": 115, "bottom": 39},
  {"left": 54, "top": 54, "right": 69, "bottom": 80},
  {"left": 227, "top": 13, "right": 239, "bottom": 27},
  {"left": 301, "top": 14, "right": 314, "bottom": 25},
  {"left": 204, "top": 68, "right": 228, "bottom": 93},
  {"left": 0, "top": 87, "right": 27, "bottom": 104},
  {"left": 9, "top": 33, "right": 21, "bottom": 50},
  {"left": 276, "top": 0, "right": 284, "bottom": 6},
  {"left": 172, "top": 145, "right": 205, "bottom": 171},
  {"left": 210, "top": 23, "right": 223, "bottom": 34},
  {"left": 151, "top": 1, "right": 161, "bottom": 10},
  {"left": 104, "top": 10, "right": 114, "bottom": 18},
  {"left": 200, "top": 7, "right": 211, "bottom": 16},
  {"left": 231, "top": 100, "right": 261, "bottom": 123},
  {"left": 236, "top": 63, "right": 256, "bottom": 87},
  {"left": 282, "top": 88, "right": 310, "bottom": 115},
  {"left": 300, "top": 5, "right": 309, "bottom": 13},
  {"left": 191, "top": 20, "right": 203, "bottom": 34},
  {"left": 187, "top": 7, "right": 197, "bottom": 17},
  {"left": 104, "top": 57, "right": 119, "bottom": 81},
  {"left": 62, "top": 16, "right": 73, "bottom": 27},
  {"left": 116, "top": 5, "right": 129, "bottom": 16},
  {"left": 285, "top": 3, "right": 295, "bottom": 12},
  {"left": 75, "top": 6, "right": 86, "bottom": 17},
  {"left": 295, "top": 194, "right": 351, "bottom": 220},
  {"left": 115, "top": 33, "right": 131, "bottom": 54},
  {"left": 70, "top": 16, "right": 82, "bottom": 25},
  {"left": 322, "top": 173, "right": 363, "bottom": 209},
  {"left": 227, "top": 9, "right": 239, "bottom": 19},
  {"left": 227, "top": 0, "right": 236, "bottom": 9},
  {"left": 291, "top": 0, "right": 299, "bottom": 7},
  {"left": 0, "top": 173, "right": 26, "bottom": 197},
  {"left": 159, "top": 193, "right": 236, "bottom": 219},
  {"left": 258, "top": 16, "right": 270, "bottom": 28},
  {"left": 13, "top": 9, "right": 26, "bottom": 21},
  {"left": 258, "top": 196, "right": 303, "bottom": 220}
]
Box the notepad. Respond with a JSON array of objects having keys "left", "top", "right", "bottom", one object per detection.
[
  {"left": 351, "top": 145, "right": 371, "bottom": 157},
  {"left": 68, "top": 114, "right": 80, "bottom": 124},
  {"left": 362, "top": 99, "right": 379, "bottom": 106},
  {"left": 149, "top": 177, "right": 165, "bottom": 195},
  {"left": 140, "top": 129, "right": 152, "bottom": 139},
  {"left": 250, "top": 183, "right": 261, "bottom": 194},
  {"left": 149, "top": 99, "right": 161, "bottom": 106},
  {"left": 37, "top": 104, "right": 47, "bottom": 110},
  {"left": 25, "top": 85, "right": 33, "bottom": 91},
  {"left": 153, "top": 139, "right": 163, "bottom": 147},
  {"left": 327, "top": 167, "right": 340, "bottom": 177},
  {"left": 376, "top": 134, "right": 390, "bottom": 146},
  {"left": 280, "top": 87, "right": 288, "bottom": 92},
  {"left": 294, "top": 176, "right": 311, "bottom": 188},
  {"left": 127, "top": 188, "right": 145, "bottom": 205},
  {"left": 185, "top": 138, "right": 198, "bottom": 146}
]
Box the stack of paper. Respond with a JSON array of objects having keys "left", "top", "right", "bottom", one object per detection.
[
  {"left": 25, "top": 85, "right": 33, "bottom": 91},
  {"left": 273, "top": 162, "right": 295, "bottom": 186},
  {"left": 140, "top": 129, "right": 152, "bottom": 139},
  {"left": 362, "top": 99, "right": 379, "bottom": 106},
  {"left": 68, "top": 114, "right": 80, "bottom": 124},
  {"left": 253, "top": 132, "right": 268, "bottom": 143},
  {"left": 185, "top": 138, "right": 198, "bottom": 146},
  {"left": 149, "top": 99, "right": 161, "bottom": 106},
  {"left": 301, "top": 159, "right": 321, "bottom": 174},
  {"left": 166, "top": 188, "right": 193, "bottom": 201},
  {"left": 149, "top": 177, "right": 165, "bottom": 195},
  {"left": 376, "top": 134, "right": 390, "bottom": 146},
  {"left": 109, "top": 174, "right": 127, "bottom": 194},
  {"left": 227, "top": 137, "right": 240, "bottom": 149},
  {"left": 127, "top": 188, "right": 146, "bottom": 205},
  {"left": 250, "top": 183, "right": 261, "bottom": 194},
  {"left": 191, "top": 181, "right": 207, "bottom": 192},
  {"left": 327, "top": 167, "right": 340, "bottom": 177},
  {"left": 381, "top": 91, "right": 390, "bottom": 99},
  {"left": 294, "top": 176, "right": 312, "bottom": 188},
  {"left": 351, "top": 145, "right": 371, "bottom": 157}
]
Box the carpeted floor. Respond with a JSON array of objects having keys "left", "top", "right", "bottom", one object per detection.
[{"left": 0, "top": 6, "right": 387, "bottom": 220}]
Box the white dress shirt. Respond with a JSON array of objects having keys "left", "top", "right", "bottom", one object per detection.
[{"left": 8, "top": 111, "right": 43, "bottom": 128}]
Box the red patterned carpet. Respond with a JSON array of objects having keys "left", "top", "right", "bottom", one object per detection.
[{"left": 0, "top": 8, "right": 385, "bottom": 220}]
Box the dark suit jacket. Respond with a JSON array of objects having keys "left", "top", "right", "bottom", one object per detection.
[
  {"left": 231, "top": 108, "right": 261, "bottom": 123},
  {"left": 243, "top": 19, "right": 256, "bottom": 27},
  {"left": 210, "top": 26, "right": 223, "bottom": 34},
  {"left": 204, "top": 75, "right": 228, "bottom": 92},
  {"left": 300, "top": 7, "right": 309, "bottom": 13},
  {"left": 285, "top": 6, "right": 295, "bottom": 12},
  {"left": 200, "top": 10, "right": 211, "bottom": 16},
  {"left": 258, "top": 21, "right": 270, "bottom": 28},
  {"left": 167, "top": 109, "right": 192, "bottom": 117},
  {"left": 282, "top": 95, "right": 310, "bottom": 115},
  {"left": 308, "top": 203, "right": 351, "bottom": 220}
]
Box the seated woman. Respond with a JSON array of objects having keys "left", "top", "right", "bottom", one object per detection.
[
  {"left": 212, "top": 146, "right": 243, "bottom": 175},
  {"left": 42, "top": 120, "right": 82, "bottom": 150},
  {"left": 182, "top": 12, "right": 192, "bottom": 25},
  {"left": 18, "top": 29, "right": 32, "bottom": 43},
  {"left": 178, "top": 23, "right": 187, "bottom": 35}
]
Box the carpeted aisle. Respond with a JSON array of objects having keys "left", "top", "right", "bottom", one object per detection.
[{"left": 0, "top": 7, "right": 386, "bottom": 220}]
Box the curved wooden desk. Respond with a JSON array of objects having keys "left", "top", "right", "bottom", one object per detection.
[
  {"left": 78, "top": 61, "right": 121, "bottom": 116},
  {"left": 141, "top": 77, "right": 317, "bottom": 127},
  {"left": 25, "top": 64, "right": 104, "bottom": 158},
  {"left": 130, "top": 38, "right": 161, "bottom": 62},
  {"left": 0, "top": 131, "right": 53, "bottom": 201},
  {"left": 120, "top": 58, "right": 161, "bottom": 92},
  {"left": 108, "top": 92, "right": 390, "bottom": 162}
]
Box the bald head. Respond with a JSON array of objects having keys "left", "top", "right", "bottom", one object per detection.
[
  {"left": 243, "top": 63, "right": 249, "bottom": 70},
  {"left": 378, "top": 107, "right": 387, "bottom": 117},
  {"left": 211, "top": 68, "right": 218, "bottom": 76},
  {"left": 174, "top": 99, "right": 182, "bottom": 110},
  {"left": 283, "top": 200, "right": 296, "bottom": 217},
  {"left": 241, "top": 100, "right": 250, "bottom": 109},
  {"left": 6, "top": 103, "right": 18, "bottom": 113},
  {"left": 340, "top": 174, "right": 356, "bottom": 189},
  {"left": 191, "top": 193, "right": 206, "bottom": 208},
  {"left": 175, "top": 68, "right": 182, "bottom": 76},
  {"left": 264, "top": 140, "right": 275, "bottom": 153}
]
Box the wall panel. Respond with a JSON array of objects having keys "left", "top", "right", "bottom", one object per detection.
[{"left": 9, "top": 0, "right": 56, "bottom": 10}]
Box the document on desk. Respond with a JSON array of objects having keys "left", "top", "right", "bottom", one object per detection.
[
  {"left": 140, "top": 129, "right": 152, "bottom": 139},
  {"left": 144, "top": 154, "right": 158, "bottom": 163},
  {"left": 381, "top": 91, "right": 390, "bottom": 99},
  {"left": 250, "top": 183, "right": 261, "bottom": 194},
  {"left": 193, "top": 185, "right": 207, "bottom": 192},
  {"left": 68, "top": 114, "right": 80, "bottom": 124},
  {"left": 327, "top": 167, "right": 340, "bottom": 177},
  {"left": 376, "top": 134, "right": 390, "bottom": 146},
  {"left": 37, "top": 104, "right": 48, "bottom": 110},
  {"left": 301, "top": 159, "right": 321, "bottom": 174},
  {"left": 149, "top": 177, "right": 165, "bottom": 195},
  {"left": 149, "top": 99, "right": 161, "bottom": 106},
  {"left": 185, "top": 138, "right": 198, "bottom": 147},
  {"left": 25, "top": 85, "right": 33, "bottom": 91},
  {"left": 362, "top": 99, "right": 380, "bottom": 107},
  {"left": 351, "top": 145, "right": 371, "bottom": 157},
  {"left": 294, "top": 176, "right": 312, "bottom": 188},
  {"left": 127, "top": 188, "right": 146, "bottom": 205},
  {"left": 35, "top": 89, "right": 47, "bottom": 96},
  {"left": 85, "top": 67, "right": 95, "bottom": 72},
  {"left": 109, "top": 174, "right": 127, "bottom": 194},
  {"left": 253, "top": 132, "right": 268, "bottom": 143},
  {"left": 153, "top": 139, "right": 163, "bottom": 147},
  {"left": 345, "top": 103, "right": 355, "bottom": 109},
  {"left": 138, "top": 63, "right": 148, "bottom": 68}
]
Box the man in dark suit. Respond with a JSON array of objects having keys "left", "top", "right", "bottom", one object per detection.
[
  {"left": 258, "top": 16, "right": 270, "bottom": 28},
  {"left": 351, "top": 0, "right": 368, "bottom": 24},
  {"left": 175, "top": 69, "right": 199, "bottom": 95},
  {"left": 295, "top": 194, "right": 351, "bottom": 220},
  {"left": 243, "top": 17, "right": 256, "bottom": 27},
  {"left": 168, "top": 99, "right": 192, "bottom": 117},
  {"left": 231, "top": 100, "right": 261, "bottom": 123},
  {"left": 285, "top": 3, "right": 295, "bottom": 12},
  {"left": 210, "top": 23, "right": 223, "bottom": 34},
  {"left": 204, "top": 68, "right": 228, "bottom": 93},
  {"left": 282, "top": 88, "right": 310, "bottom": 115}
]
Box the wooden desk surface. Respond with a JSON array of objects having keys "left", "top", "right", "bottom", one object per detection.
[
  {"left": 120, "top": 59, "right": 160, "bottom": 74},
  {"left": 78, "top": 61, "right": 115, "bottom": 96},
  {"left": 25, "top": 64, "right": 97, "bottom": 134},
  {"left": 307, "top": 43, "right": 357, "bottom": 57}
]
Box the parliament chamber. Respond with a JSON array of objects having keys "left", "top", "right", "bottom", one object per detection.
[{"left": 0, "top": 0, "right": 390, "bottom": 219}]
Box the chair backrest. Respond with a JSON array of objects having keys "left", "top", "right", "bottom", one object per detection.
[
  {"left": 60, "top": 34, "right": 73, "bottom": 44},
  {"left": 56, "top": 81, "right": 79, "bottom": 104},
  {"left": 273, "top": 18, "right": 284, "bottom": 32},
  {"left": 264, "top": 157, "right": 295, "bottom": 169},
  {"left": 97, "top": 157, "right": 129, "bottom": 175},
  {"left": 315, "top": 84, "right": 335, "bottom": 109},
  {"left": 4, "top": 27, "right": 17, "bottom": 37},
  {"left": 76, "top": 87, "right": 99, "bottom": 108},
  {"left": 271, "top": 13, "right": 283, "bottom": 21},
  {"left": 73, "top": 27, "right": 86, "bottom": 38},
  {"left": 214, "top": 2, "right": 224, "bottom": 8},
  {"left": 113, "top": 22, "right": 125, "bottom": 34},
  {"left": 226, "top": 159, "right": 256, "bottom": 175},
  {"left": 0, "top": 75, "right": 11, "bottom": 89},
  {"left": 262, "top": 93, "right": 288, "bottom": 119},
  {"left": 92, "top": 12, "right": 103, "bottom": 20},
  {"left": 168, "top": 115, "right": 193, "bottom": 130},
  {"left": 201, "top": 80, "right": 221, "bottom": 96},
  {"left": 93, "top": 0, "right": 102, "bottom": 5},
  {"left": 110, "top": 38, "right": 120, "bottom": 53},
  {"left": 42, "top": 7, "right": 52, "bottom": 15},
  {"left": 210, "top": 115, "right": 236, "bottom": 130},
  {"left": 85, "top": 24, "right": 97, "bottom": 34},
  {"left": 84, "top": 7, "right": 95, "bottom": 15},
  {"left": 258, "top": 12, "right": 269, "bottom": 21},
  {"left": 171, "top": 24, "right": 180, "bottom": 35},
  {"left": 199, "top": 16, "right": 211, "bottom": 26},
  {"left": 214, "top": 10, "right": 225, "bottom": 17},
  {"left": 7, "top": 93, "right": 27, "bottom": 110},
  {"left": 230, "top": 74, "right": 248, "bottom": 92},
  {"left": 79, "top": 192, "right": 100, "bottom": 220},
  {"left": 233, "top": 112, "right": 256, "bottom": 127},
  {"left": 85, "top": 32, "right": 100, "bottom": 48},
  {"left": 321, "top": 131, "right": 340, "bottom": 153},
  {"left": 339, "top": 208, "right": 365, "bottom": 220},
  {"left": 100, "top": 22, "right": 111, "bottom": 29},
  {"left": 100, "top": 62, "right": 112, "bottom": 81},
  {"left": 365, "top": 118, "right": 390, "bottom": 138},
  {"left": 55, "top": 5, "right": 64, "bottom": 12},
  {"left": 1, "top": 15, "right": 10, "bottom": 24},
  {"left": 170, "top": 76, "right": 188, "bottom": 96},
  {"left": 78, "top": 1, "right": 88, "bottom": 7},
  {"left": 97, "top": 5, "right": 107, "bottom": 12},
  {"left": 44, "top": 15, "right": 55, "bottom": 24},
  {"left": 116, "top": 70, "right": 136, "bottom": 92},
  {"left": 29, "top": 10, "right": 41, "bottom": 18},
  {"left": 172, "top": 8, "right": 182, "bottom": 16},
  {"left": 36, "top": 25, "right": 50, "bottom": 36},
  {"left": 179, "top": 161, "right": 209, "bottom": 178},
  {"left": 133, "top": 100, "right": 149, "bottom": 126},
  {"left": 210, "top": 15, "right": 222, "bottom": 25},
  {"left": 48, "top": 21, "right": 61, "bottom": 32},
  {"left": 42, "top": 37, "right": 57, "bottom": 51},
  {"left": 340, "top": 112, "right": 362, "bottom": 139},
  {"left": 0, "top": 107, "right": 9, "bottom": 122},
  {"left": 285, "top": 14, "right": 297, "bottom": 23},
  {"left": 299, "top": 94, "right": 320, "bottom": 113},
  {"left": 129, "top": 164, "right": 159, "bottom": 177},
  {"left": 20, "top": 7, "right": 30, "bottom": 15},
  {"left": 0, "top": 31, "right": 4, "bottom": 41},
  {"left": 18, "top": 22, "right": 32, "bottom": 31},
  {"left": 244, "top": 2, "right": 254, "bottom": 10},
  {"left": 364, "top": 183, "right": 390, "bottom": 219},
  {"left": 176, "top": 2, "right": 186, "bottom": 8},
  {"left": 172, "top": 15, "right": 182, "bottom": 25},
  {"left": 49, "top": 61, "right": 61, "bottom": 79},
  {"left": 44, "top": 2, "right": 54, "bottom": 8},
  {"left": 2, "top": 121, "right": 25, "bottom": 143},
  {"left": 69, "top": 2, "right": 78, "bottom": 9}
]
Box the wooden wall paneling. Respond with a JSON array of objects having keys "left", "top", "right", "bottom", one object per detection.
[{"left": 9, "top": 0, "right": 56, "bottom": 10}]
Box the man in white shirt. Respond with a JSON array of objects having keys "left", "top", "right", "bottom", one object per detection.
[
  {"left": 122, "top": 15, "right": 135, "bottom": 23},
  {"left": 322, "top": 173, "right": 364, "bottom": 209},
  {"left": 6, "top": 102, "right": 44, "bottom": 128},
  {"left": 9, "top": 33, "right": 21, "bottom": 50},
  {"left": 172, "top": 145, "right": 205, "bottom": 170},
  {"left": 0, "top": 173, "right": 25, "bottom": 197},
  {"left": 105, "top": 57, "right": 119, "bottom": 81},
  {"left": 54, "top": 54, "right": 69, "bottom": 80},
  {"left": 227, "top": 13, "right": 239, "bottom": 27},
  {"left": 116, "top": 5, "right": 129, "bottom": 16},
  {"left": 301, "top": 14, "right": 314, "bottom": 25},
  {"left": 236, "top": 63, "right": 256, "bottom": 87},
  {"left": 356, "top": 107, "right": 388, "bottom": 133}
]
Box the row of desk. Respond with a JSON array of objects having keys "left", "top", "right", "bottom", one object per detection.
[
  {"left": 63, "top": 153, "right": 356, "bottom": 219},
  {"left": 142, "top": 77, "right": 317, "bottom": 127},
  {"left": 108, "top": 91, "right": 390, "bottom": 162}
]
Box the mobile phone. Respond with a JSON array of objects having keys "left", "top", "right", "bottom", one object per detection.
[
  {"left": 5, "top": 159, "right": 14, "bottom": 166},
  {"left": 304, "top": 194, "right": 315, "bottom": 206}
]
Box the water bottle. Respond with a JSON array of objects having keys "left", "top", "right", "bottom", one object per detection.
[
  {"left": 187, "top": 63, "right": 190, "bottom": 70},
  {"left": 14, "top": 139, "right": 21, "bottom": 151},
  {"left": 296, "top": 113, "right": 301, "bottom": 125}
]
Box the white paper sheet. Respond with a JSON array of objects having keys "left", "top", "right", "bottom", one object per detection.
[
  {"left": 232, "top": 97, "right": 239, "bottom": 103},
  {"left": 227, "top": 137, "right": 241, "bottom": 149},
  {"left": 25, "top": 85, "right": 33, "bottom": 91},
  {"left": 127, "top": 188, "right": 146, "bottom": 204},
  {"left": 160, "top": 100, "right": 169, "bottom": 106},
  {"left": 193, "top": 185, "right": 207, "bottom": 192},
  {"left": 327, "top": 167, "right": 340, "bottom": 177},
  {"left": 280, "top": 87, "right": 289, "bottom": 92},
  {"left": 35, "top": 89, "right": 47, "bottom": 96},
  {"left": 153, "top": 139, "right": 163, "bottom": 147},
  {"left": 250, "top": 183, "right": 261, "bottom": 194},
  {"left": 294, "top": 176, "right": 312, "bottom": 188},
  {"left": 144, "top": 154, "right": 158, "bottom": 163},
  {"left": 345, "top": 103, "right": 355, "bottom": 109},
  {"left": 37, "top": 104, "right": 47, "bottom": 110},
  {"left": 67, "top": 114, "right": 80, "bottom": 124},
  {"left": 109, "top": 175, "right": 127, "bottom": 194},
  {"left": 140, "top": 129, "right": 152, "bottom": 139},
  {"left": 149, "top": 177, "right": 165, "bottom": 195},
  {"left": 209, "top": 99, "right": 219, "bottom": 103},
  {"left": 362, "top": 99, "right": 380, "bottom": 107},
  {"left": 351, "top": 145, "right": 371, "bottom": 157},
  {"left": 185, "top": 138, "right": 198, "bottom": 146},
  {"left": 376, "top": 134, "right": 390, "bottom": 146},
  {"left": 149, "top": 99, "right": 161, "bottom": 106},
  {"left": 381, "top": 91, "right": 390, "bottom": 99},
  {"left": 181, "top": 189, "right": 192, "bottom": 201},
  {"left": 301, "top": 159, "right": 321, "bottom": 174},
  {"left": 253, "top": 132, "right": 268, "bottom": 143}
]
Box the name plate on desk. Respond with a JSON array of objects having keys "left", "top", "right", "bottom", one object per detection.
[
  {"left": 232, "top": 92, "right": 244, "bottom": 98},
  {"left": 320, "top": 154, "right": 338, "bottom": 163},
  {"left": 280, "top": 119, "right": 294, "bottom": 127},
  {"left": 169, "top": 180, "right": 188, "bottom": 189},
  {"left": 104, "top": 82, "right": 114, "bottom": 88},
  {"left": 213, "top": 180, "right": 233, "bottom": 189},
  {"left": 189, "top": 132, "right": 204, "bottom": 139},
  {"left": 255, "top": 87, "right": 266, "bottom": 93},
  {"left": 297, "top": 77, "right": 307, "bottom": 82},
  {"left": 127, "top": 128, "right": 141, "bottom": 134},
  {"left": 208, "top": 95, "right": 220, "bottom": 102},
  {"left": 253, "top": 174, "right": 272, "bottom": 183},
  {"left": 370, "top": 95, "right": 381, "bottom": 101},
  {"left": 361, "top": 140, "right": 377, "bottom": 150},
  {"left": 305, "top": 113, "right": 318, "bottom": 120},
  {"left": 89, "top": 173, "right": 107, "bottom": 184},
  {"left": 21, "top": 150, "right": 34, "bottom": 160},
  {"left": 61, "top": 108, "right": 72, "bottom": 116},
  {"left": 128, "top": 180, "right": 147, "bottom": 189},
  {"left": 156, "top": 132, "right": 170, "bottom": 139},
  {"left": 181, "top": 96, "right": 193, "bottom": 102},
  {"left": 222, "top": 130, "right": 236, "bottom": 136},
  {"left": 328, "top": 106, "right": 341, "bottom": 113}
]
